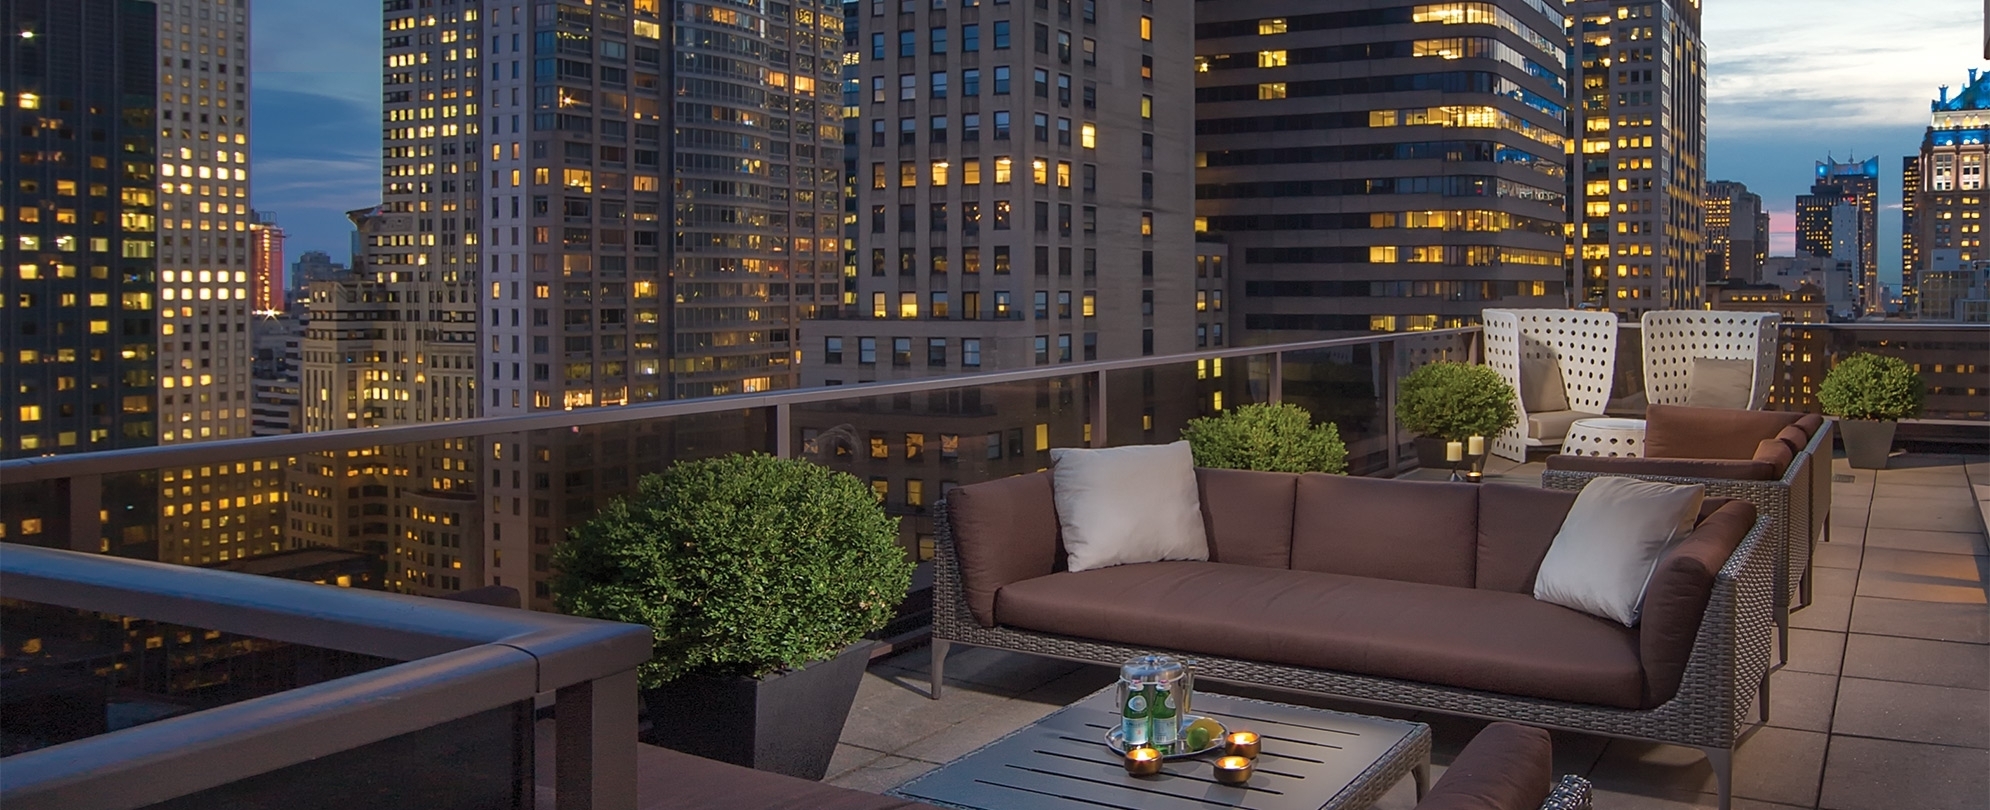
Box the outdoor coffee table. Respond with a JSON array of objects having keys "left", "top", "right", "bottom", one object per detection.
[{"left": 890, "top": 686, "right": 1431, "bottom": 810}]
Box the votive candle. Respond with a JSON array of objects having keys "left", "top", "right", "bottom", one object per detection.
[
  {"left": 1223, "top": 730, "right": 1261, "bottom": 759},
  {"left": 1213, "top": 755, "right": 1255, "bottom": 785},
  {"left": 1468, "top": 435, "right": 1485, "bottom": 456},
  {"left": 1446, "top": 441, "right": 1464, "bottom": 462},
  {"left": 1123, "top": 746, "right": 1163, "bottom": 777}
]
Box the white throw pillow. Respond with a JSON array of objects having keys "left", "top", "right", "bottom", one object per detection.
[
  {"left": 1685, "top": 357, "right": 1755, "bottom": 410},
  {"left": 1533, "top": 477, "right": 1706, "bottom": 626},
  {"left": 1049, "top": 441, "right": 1209, "bottom": 573}
]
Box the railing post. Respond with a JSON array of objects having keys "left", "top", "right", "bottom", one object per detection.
[
  {"left": 1089, "top": 370, "right": 1108, "bottom": 448},
  {"left": 68, "top": 474, "right": 102, "bottom": 553},
  {"left": 1380, "top": 340, "right": 1399, "bottom": 475},
  {"left": 556, "top": 669, "right": 638, "bottom": 810},
  {"left": 774, "top": 403, "right": 792, "bottom": 458},
  {"left": 1268, "top": 352, "right": 1283, "bottom": 405}
]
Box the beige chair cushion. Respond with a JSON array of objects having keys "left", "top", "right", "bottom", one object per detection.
[
  {"left": 1521, "top": 355, "right": 1571, "bottom": 412},
  {"left": 1048, "top": 441, "right": 1208, "bottom": 572},
  {"left": 1534, "top": 477, "right": 1706, "bottom": 626},
  {"left": 1685, "top": 357, "right": 1754, "bottom": 410},
  {"left": 1526, "top": 410, "right": 1587, "bottom": 441}
]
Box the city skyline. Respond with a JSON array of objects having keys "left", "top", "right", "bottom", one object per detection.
[{"left": 248, "top": 0, "right": 1989, "bottom": 294}]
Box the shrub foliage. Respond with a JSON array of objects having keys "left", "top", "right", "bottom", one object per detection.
[
  {"left": 1818, "top": 353, "right": 1924, "bottom": 421},
  {"left": 553, "top": 453, "right": 913, "bottom": 687},
  {"left": 1395, "top": 361, "right": 1518, "bottom": 441},
  {"left": 1182, "top": 402, "right": 1349, "bottom": 474}
]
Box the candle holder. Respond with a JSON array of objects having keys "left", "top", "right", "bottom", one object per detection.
[
  {"left": 1122, "top": 746, "right": 1163, "bottom": 777},
  {"left": 1212, "top": 755, "right": 1255, "bottom": 785},
  {"left": 1223, "top": 731, "right": 1260, "bottom": 759},
  {"left": 1461, "top": 435, "right": 1488, "bottom": 484}
]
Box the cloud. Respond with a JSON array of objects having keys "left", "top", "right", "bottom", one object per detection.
[{"left": 250, "top": 85, "right": 380, "bottom": 260}]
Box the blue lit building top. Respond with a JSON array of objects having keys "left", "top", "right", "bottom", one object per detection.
[{"left": 1928, "top": 68, "right": 1990, "bottom": 146}]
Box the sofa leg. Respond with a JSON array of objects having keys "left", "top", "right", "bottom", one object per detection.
[
  {"left": 1799, "top": 567, "right": 1814, "bottom": 610},
  {"left": 1758, "top": 668, "right": 1772, "bottom": 723},
  {"left": 1702, "top": 747, "right": 1734, "bottom": 810},
  {"left": 929, "top": 639, "right": 951, "bottom": 700}
]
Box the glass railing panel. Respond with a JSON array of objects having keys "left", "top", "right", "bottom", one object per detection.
[
  {"left": 1, "top": 599, "right": 396, "bottom": 756},
  {"left": 1101, "top": 354, "right": 1273, "bottom": 451},
  {"left": 1278, "top": 344, "right": 1388, "bottom": 474},
  {"left": 1770, "top": 324, "right": 1989, "bottom": 423}
]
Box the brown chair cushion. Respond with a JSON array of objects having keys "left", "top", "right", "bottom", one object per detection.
[
  {"left": 1639, "top": 499, "right": 1756, "bottom": 707},
  {"left": 1774, "top": 425, "right": 1811, "bottom": 455},
  {"left": 1644, "top": 404, "right": 1802, "bottom": 460},
  {"left": 637, "top": 744, "right": 937, "bottom": 810},
  {"left": 946, "top": 472, "right": 1063, "bottom": 628},
  {"left": 995, "top": 561, "right": 1646, "bottom": 709},
  {"left": 1544, "top": 454, "right": 1781, "bottom": 481},
  {"left": 1751, "top": 438, "right": 1794, "bottom": 476},
  {"left": 1475, "top": 485, "right": 1579, "bottom": 594},
  {"left": 1291, "top": 475, "right": 1479, "bottom": 588},
  {"left": 1794, "top": 413, "right": 1825, "bottom": 438},
  {"left": 1196, "top": 468, "right": 1298, "bottom": 569},
  {"left": 1416, "top": 723, "right": 1553, "bottom": 810}
]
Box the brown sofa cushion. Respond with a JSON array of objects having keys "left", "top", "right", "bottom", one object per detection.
[
  {"left": 1416, "top": 723, "right": 1553, "bottom": 810},
  {"left": 995, "top": 561, "right": 1646, "bottom": 709},
  {"left": 636, "top": 744, "right": 936, "bottom": 810},
  {"left": 1475, "top": 485, "right": 1578, "bottom": 594},
  {"left": 1774, "top": 424, "right": 1811, "bottom": 455},
  {"left": 1639, "top": 499, "right": 1756, "bottom": 706},
  {"left": 1751, "top": 438, "right": 1794, "bottom": 476},
  {"left": 1196, "top": 468, "right": 1297, "bottom": 569},
  {"left": 1794, "top": 413, "right": 1825, "bottom": 438},
  {"left": 946, "top": 472, "right": 1062, "bottom": 628},
  {"left": 1292, "top": 475, "right": 1479, "bottom": 588},
  {"left": 1644, "top": 404, "right": 1802, "bottom": 460},
  {"left": 1544, "top": 454, "right": 1781, "bottom": 481}
]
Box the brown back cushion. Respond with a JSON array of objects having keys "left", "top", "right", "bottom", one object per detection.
[
  {"left": 945, "top": 472, "right": 1062, "bottom": 627},
  {"left": 1639, "top": 498, "right": 1756, "bottom": 707},
  {"left": 1417, "top": 723, "right": 1553, "bottom": 810},
  {"left": 1751, "top": 438, "right": 1794, "bottom": 476},
  {"left": 1291, "top": 475, "right": 1479, "bottom": 587},
  {"left": 1195, "top": 468, "right": 1297, "bottom": 569},
  {"left": 1475, "top": 484, "right": 1579, "bottom": 594},
  {"left": 1645, "top": 404, "right": 1802, "bottom": 460},
  {"left": 1774, "top": 425, "right": 1811, "bottom": 454},
  {"left": 1794, "top": 413, "right": 1825, "bottom": 438}
]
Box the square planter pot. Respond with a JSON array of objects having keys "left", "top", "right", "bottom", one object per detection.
[
  {"left": 640, "top": 640, "right": 876, "bottom": 781},
  {"left": 1838, "top": 419, "right": 1897, "bottom": 470}
]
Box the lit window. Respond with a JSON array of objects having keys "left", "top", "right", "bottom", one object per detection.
[
  {"left": 930, "top": 160, "right": 949, "bottom": 185},
  {"left": 994, "top": 157, "right": 1012, "bottom": 183},
  {"left": 1141, "top": 211, "right": 1153, "bottom": 236},
  {"left": 1032, "top": 159, "right": 1048, "bottom": 185},
  {"left": 1258, "top": 50, "right": 1286, "bottom": 67},
  {"left": 1257, "top": 82, "right": 1286, "bottom": 100},
  {"left": 1080, "top": 123, "right": 1096, "bottom": 148},
  {"left": 1139, "top": 16, "right": 1151, "bottom": 40},
  {"left": 1141, "top": 95, "right": 1152, "bottom": 118},
  {"left": 1258, "top": 18, "right": 1286, "bottom": 35}
]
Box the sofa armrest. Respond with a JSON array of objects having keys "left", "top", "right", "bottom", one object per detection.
[
  {"left": 937, "top": 472, "right": 1062, "bottom": 628},
  {"left": 1539, "top": 775, "right": 1594, "bottom": 810},
  {"left": 1638, "top": 500, "right": 1757, "bottom": 706},
  {"left": 1416, "top": 722, "right": 1551, "bottom": 810},
  {"left": 1544, "top": 454, "right": 1779, "bottom": 481}
]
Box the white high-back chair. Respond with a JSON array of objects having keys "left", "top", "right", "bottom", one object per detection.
[
  {"left": 1640, "top": 311, "right": 1780, "bottom": 410},
  {"left": 1483, "top": 309, "right": 1619, "bottom": 462}
]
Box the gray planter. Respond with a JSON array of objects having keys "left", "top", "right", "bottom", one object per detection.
[
  {"left": 640, "top": 640, "right": 876, "bottom": 780},
  {"left": 1413, "top": 436, "right": 1457, "bottom": 470},
  {"left": 1838, "top": 419, "right": 1897, "bottom": 470}
]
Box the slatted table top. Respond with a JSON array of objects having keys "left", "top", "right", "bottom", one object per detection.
[{"left": 890, "top": 687, "right": 1432, "bottom": 810}]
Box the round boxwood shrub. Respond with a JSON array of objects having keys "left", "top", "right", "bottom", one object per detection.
[
  {"left": 1395, "top": 361, "right": 1518, "bottom": 442},
  {"left": 1818, "top": 353, "right": 1924, "bottom": 421},
  {"left": 553, "top": 453, "right": 913, "bottom": 687},
  {"left": 1181, "top": 402, "right": 1348, "bottom": 474}
]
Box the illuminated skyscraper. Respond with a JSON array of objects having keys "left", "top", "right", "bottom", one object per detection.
[
  {"left": 1795, "top": 155, "right": 1879, "bottom": 313},
  {"left": 1196, "top": 1, "right": 1572, "bottom": 338},
  {"left": 1573, "top": 0, "right": 1707, "bottom": 315},
  {"left": 1706, "top": 180, "right": 1763, "bottom": 283},
  {"left": 1904, "top": 70, "right": 1990, "bottom": 317},
  {"left": 249, "top": 210, "right": 284, "bottom": 313}
]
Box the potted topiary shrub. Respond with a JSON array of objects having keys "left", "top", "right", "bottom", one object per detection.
[
  {"left": 553, "top": 453, "right": 913, "bottom": 780},
  {"left": 1818, "top": 352, "right": 1924, "bottom": 469},
  {"left": 1181, "top": 402, "right": 1348, "bottom": 474},
  {"left": 1395, "top": 361, "right": 1519, "bottom": 468}
]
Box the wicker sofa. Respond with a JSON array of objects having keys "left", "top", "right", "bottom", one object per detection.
[
  {"left": 1544, "top": 405, "right": 1834, "bottom": 661},
  {"left": 932, "top": 473, "right": 1775, "bottom": 809}
]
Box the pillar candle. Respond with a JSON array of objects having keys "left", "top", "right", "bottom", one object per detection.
[
  {"left": 1446, "top": 441, "right": 1463, "bottom": 462},
  {"left": 1468, "top": 435, "right": 1485, "bottom": 456}
]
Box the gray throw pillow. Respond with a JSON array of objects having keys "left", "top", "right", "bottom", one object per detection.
[
  {"left": 1685, "top": 357, "right": 1754, "bottom": 410},
  {"left": 1521, "top": 355, "right": 1570, "bottom": 413},
  {"left": 1049, "top": 441, "right": 1210, "bottom": 572},
  {"left": 1533, "top": 477, "right": 1706, "bottom": 626}
]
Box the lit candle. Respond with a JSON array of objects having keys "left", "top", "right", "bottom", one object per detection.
[
  {"left": 1213, "top": 755, "right": 1255, "bottom": 785},
  {"left": 1123, "top": 746, "right": 1163, "bottom": 777},
  {"left": 1223, "top": 730, "right": 1261, "bottom": 759},
  {"left": 1468, "top": 435, "right": 1485, "bottom": 456},
  {"left": 1446, "top": 441, "right": 1463, "bottom": 462}
]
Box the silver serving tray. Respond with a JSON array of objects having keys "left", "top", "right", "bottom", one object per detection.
[{"left": 1103, "top": 715, "right": 1228, "bottom": 759}]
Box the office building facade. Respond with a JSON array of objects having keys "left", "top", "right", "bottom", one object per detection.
[
  {"left": 1573, "top": 0, "right": 1706, "bottom": 314},
  {"left": 249, "top": 210, "right": 284, "bottom": 313},
  {"left": 1705, "top": 179, "right": 1763, "bottom": 283},
  {"left": 1904, "top": 70, "right": 1990, "bottom": 318},
  {"left": 1795, "top": 155, "right": 1879, "bottom": 314},
  {"left": 1194, "top": 0, "right": 1571, "bottom": 339},
  {"left": 803, "top": 0, "right": 1196, "bottom": 383}
]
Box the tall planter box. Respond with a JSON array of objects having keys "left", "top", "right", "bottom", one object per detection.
[{"left": 640, "top": 641, "right": 875, "bottom": 781}]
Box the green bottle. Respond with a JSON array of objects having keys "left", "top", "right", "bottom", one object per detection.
[
  {"left": 1149, "top": 682, "right": 1179, "bottom": 751},
  {"left": 1118, "top": 678, "right": 1151, "bottom": 747}
]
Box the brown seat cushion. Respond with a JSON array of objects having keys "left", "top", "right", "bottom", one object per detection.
[
  {"left": 1292, "top": 475, "right": 1479, "bottom": 588},
  {"left": 946, "top": 472, "right": 1063, "bottom": 628},
  {"left": 1644, "top": 404, "right": 1802, "bottom": 460},
  {"left": 1196, "top": 468, "right": 1297, "bottom": 569},
  {"left": 1416, "top": 723, "right": 1552, "bottom": 810},
  {"left": 1639, "top": 500, "right": 1755, "bottom": 706},
  {"left": 636, "top": 744, "right": 936, "bottom": 810},
  {"left": 1475, "top": 484, "right": 1579, "bottom": 594},
  {"left": 994, "top": 561, "right": 1647, "bottom": 709}
]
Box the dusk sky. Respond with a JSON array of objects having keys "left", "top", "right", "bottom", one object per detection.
[{"left": 249, "top": 0, "right": 1986, "bottom": 290}]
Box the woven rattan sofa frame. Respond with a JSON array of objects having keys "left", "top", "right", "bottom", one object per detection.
[
  {"left": 1542, "top": 418, "right": 1834, "bottom": 665},
  {"left": 927, "top": 500, "right": 1778, "bottom": 810}
]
